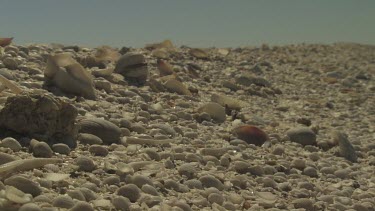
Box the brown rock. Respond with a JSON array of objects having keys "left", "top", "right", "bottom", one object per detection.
[
  {"left": 0, "top": 37, "right": 13, "bottom": 47},
  {"left": 232, "top": 125, "right": 268, "bottom": 146}
]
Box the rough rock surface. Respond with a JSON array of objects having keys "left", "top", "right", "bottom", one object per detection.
[{"left": 0, "top": 93, "right": 78, "bottom": 147}]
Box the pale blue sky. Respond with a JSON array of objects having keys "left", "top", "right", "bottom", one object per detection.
[{"left": 1, "top": 0, "right": 374, "bottom": 47}]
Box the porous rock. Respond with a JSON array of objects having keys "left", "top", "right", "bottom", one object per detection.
[{"left": 0, "top": 93, "right": 78, "bottom": 148}]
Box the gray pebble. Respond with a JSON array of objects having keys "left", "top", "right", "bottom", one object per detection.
[
  {"left": 223, "top": 202, "right": 236, "bottom": 211},
  {"left": 272, "top": 145, "right": 284, "bottom": 155},
  {"left": 184, "top": 132, "right": 198, "bottom": 139},
  {"left": 78, "top": 133, "right": 103, "bottom": 145},
  {"left": 121, "top": 128, "right": 131, "bottom": 136},
  {"left": 33, "top": 195, "right": 52, "bottom": 203},
  {"left": 298, "top": 182, "right": 315, "bottom": 191},
  {"left": 263, "top": 165, "right": 277, "bottom": 175},
  {"left": 130, "top": 123, "right": 146, "bottom": 133},
  {"left": 164, "top": 159, "right": 175, "bottom": 169},
  {"left": 208, "top": 193, "right": 224, "bottom": 205},
  {"left": 82, "top": 182, "right": 100, "bottom": 192},
  {"left": 78, "top": 118, "right": 121, "bottom": 144},
  {"left": 119, "top": 118, "right": 132, "bottom": 129},
  {"left": 70, "top": 201, "right": 95, "bottom": 211},
  {"left": 248, "top": 165, "right": 265, "bottom": 176},
  {"left": 143, "top": 148, "right": 161, "bottom": 161},
  {"left": 75, "top": 156, "right": 96, "bottom": 172},
  {"left": 151, "top": 123, "right": 176, "bottom": 137},
  {"left": 286, "top": 127, "right": 317, "bottom": 146},
  {"left": 4, "top": 175, "right": 42, "bottom": 196},
  {"left": 117, "top": 184, "right": 141, "bottom": 202},
  {"left": 0, "top": 152, "right": 17, "bottom": 165},
  {"left": 303, "top": 167, "right": 319, "bottom": 177},
  {"left": 19, "top": 203, "right": 41, "bottom": 211},
  {"left": 131, "top": 175, "right": 154, "bottom": 188},
  {"left": 164, "top": 179, "right": 180, "bottom": 191},
  {"left": 334, "top": 168, "right": 351, "bottom": 179},
  {"left": 37, "top": 178, "right": 52, "bottom": 189},
  {"left": 0, "top": 137, "right": 22, "bottom": 152},
  {"left": 184, "top": 179, "right": 203, "bottom": 189},
  {"left": 233, "top": 161, "right": 251, "bottom": 174},
  {"left": 89, "top": 145, "right": 109, "bottom": 156},
  {"left": 103, "top": 175, "right": 120, "bottom": 186},
  {"left": 33, "top": 142, "right": 53, "bottom": 158},
  {"left": 112, "top": 196, "right": 131, "bottom": 211},
  {"left": 53, "top": 195, "right": 75, "bottom": 209},
  {"left": 320, "top": 167, "right": 335, "bottom": 175},
  {"left": 79, "top": 187, "right": 98, "bottom": 201},
  {"left": 178, "top": 163, "right": 197, "bottom": 179},
  {"left": 52, "top": 143, "right": 71, "bottom": 155},
  {"left": 292, "top": 198, "right": 314, "bottom": 211},
  {"left": 141, "top": 184, "right": 159, "bottom": 196},
  {"left": 291, "top": 159, "right": 306, "bottom": 170},
  {"left": 67, "top": 189, "right": 86, "bottom": 201},
  {"left": 199, "top": 175, "right": 224, "bottom": 190},
  {"left": 278, "top": 182, "right": 292, "bottom": 191},
  {"left": 198, "top": 102, "right": 226, "bottom": 123},
  {"left": 262, "top": 177, "right": 278, "bottom": 188},
  {"left": 317, "top": 195, "right": 334, "bottom": 204},
  {"left": 332, "top": 131, "right": 358, "bottom": 163}
]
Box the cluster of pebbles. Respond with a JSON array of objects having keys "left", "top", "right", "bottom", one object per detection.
[{"left": 0, "top": 40, "right": 374, "bottom": 211}]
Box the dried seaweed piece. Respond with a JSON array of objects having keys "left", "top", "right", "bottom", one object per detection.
[
  {"left": 0, "top": 158, "right": 61, "bottom": 179},
  {"left": 0, "top": 75, "right": 22, "bottom": 94}
]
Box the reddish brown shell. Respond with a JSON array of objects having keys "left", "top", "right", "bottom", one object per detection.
[
  {"left": 157, "top": 59, "right": 174, "bottom": 76},
  {"left": 0, "top": 37, "right": 13, "bottom": 47},
  {"left": 232, "top": 125, "right": 268, "bottom": 146}
]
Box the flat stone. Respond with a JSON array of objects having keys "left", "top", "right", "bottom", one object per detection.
[{"left": 286, "top": 127, "right": 317, "bottom": 146}]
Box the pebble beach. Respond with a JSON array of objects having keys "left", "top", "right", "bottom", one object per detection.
[{"left": 0, "top": 40, "right": 374, "bottom": 211}]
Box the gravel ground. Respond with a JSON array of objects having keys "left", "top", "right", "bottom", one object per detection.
[{"left": 0, "top": 41, "right": 374, "bottom": 211}]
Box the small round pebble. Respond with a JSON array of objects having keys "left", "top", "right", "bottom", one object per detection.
[
  {"left": 164, "top": 179, "right": 180, "bottom": 191},
  {"left": 272, "top": 145, "right": 284, "bottom": 155},
  {"left": 178, "top": 163, "right": 197, "bottom": 179},
  {"left": 208, "top": 193, "right": 224, "bottom": 205},
  {"left": 19, "top": 203, "right": 41, "bottom": 211},
  {"left": 70, "top": 201, "right": 94, "bottom": 211},
  {"left": 33, "top": 142, "right": 53, "bottom": 158},
  {"left": 262, "top": 177, "right": 278, "bottom": 188},
  {"left": 143, "top": 148, "right": 161, "bottom": 161},
  {"left": 0, "top": 137, "right": 22, "bottom": 152},
  {"left": 286, "top": 127, "right": 317, "bottom": 146},
  {"left": 89, "top": 145, "right": 109, "bottom": 156},
  {"left": 67, "top": 189, "right": 86, "bottom": 201},
  {"left": 334, "top": 169, "right": 351, "bottom": 179},
  {"left": 117, "top": 184, "right": 141, "bottom": 202},
  {"left": 75, "top": 156, "right": 96, "bottom": 172},
  {"left": 292, "top": 198, "right": 314, "bottom": 210},
  {"left": 131, "top": 175, "right": 154, "bottom": 188},
  {"left": 303, "top": 166, "right": 318, "bottom": 177},
  {"left": 199, "top": 175, "right": 224, "bottom": 191},
  {"left": 103, "top": 175, "right": 120, "bottom": 186},
  {"left": 184, "top": 179, "right": 203, "bottom": 189},
  {"left": 112, "top": 196, "right": 131, "bottom": 211},
  {"left": 53, "top": 195, "right": 75, "bottom": 209},
  {"left": 141, "top": 184, "right": 159, "bottom": 196},
  {"left": 4, "top": 175, "right": 42, "bottom": 196},
  {"left": 292, "top": 159, "right": 306, "bottom": 170},
  {"left": 52, "top": 143, "right": 71, "bottom": 155},
  {"left": 78, "top": 133, "right": 103, "bottom": 145}
]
